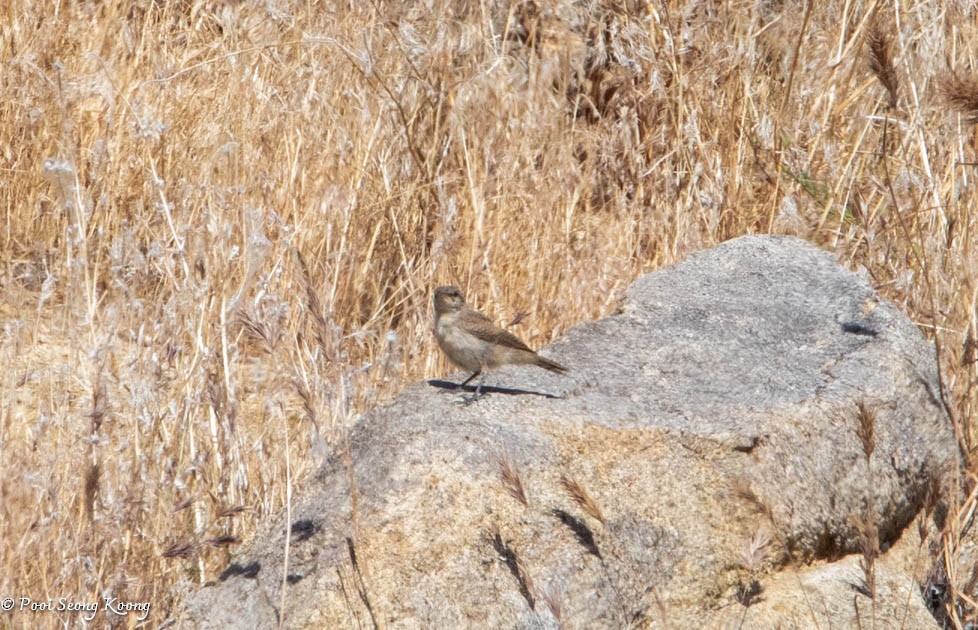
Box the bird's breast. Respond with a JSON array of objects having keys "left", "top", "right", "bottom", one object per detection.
[{"left": 434, "top": 312, "right": 491, "bottom": 371}]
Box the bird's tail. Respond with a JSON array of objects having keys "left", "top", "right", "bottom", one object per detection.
[{"left": 536, "top": 355, "right": 568, "bottom": 374}]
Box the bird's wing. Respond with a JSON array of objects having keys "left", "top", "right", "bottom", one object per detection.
[{"left": 460, "top": 309, "right": 535, "bottom": 352}]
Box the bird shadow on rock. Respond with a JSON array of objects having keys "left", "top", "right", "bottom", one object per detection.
[{"left": 426, "top": 379, "right": 562, "bottom": 400}]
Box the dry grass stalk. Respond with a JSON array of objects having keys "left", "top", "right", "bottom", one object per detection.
[
  {"left": 235, "top": 306, "right": 283, "bottom": 354},
  {"left": 736, "top": 527, "right": 771, "bottom": 610},
  {"left": 83, "top": 368, "right": 106, "bottom": 522},
  {"left": 852, "top": 513, "right": 880, "bottom": 601},
  {"left": 296, "top": 251, "right": 333, "bottom": 363},
  {"left": 162, "top": 542, "right": 199, "bottom": 560},
  {"left": 730, "top": 476, "right": 807, "bottom": 610},
  {"left": 855, "top": 400, "right": 877, "bottom": 462},
  {"left": 851, "top": 400, "right": 880, "bottom": 615},
  {"left": 498, "top": 453, "right": 529, "bottom": 506},
  {"left": 206, "top": 535, "right": 240, "bottom": 548},
  {"left": 917, "top": 474, "right": 944, "bottom": 544},
  {"left": 217, "top": 505, "right": 247, "bottom": 519},
  {"left": 731, "top": 478, "right": 776, "bottom": 527},
  {"left": 940, "top": 72, "right": 978, "bottom": 125},
  {"left": 740, "top": 527, "right": 772, "bottom": 574},
  {"left": 507, "top": 311, "right": 531, "bottom": 328},
  {"left": 560, "top": 474, "right": 605, "bottom": 524},
  {"left": 963, "top": 327, "right": 977, "bottom": 367},
  {"left": 867, "top": 19, "right": 899, "bottom": 109},
  {"left": 83, "top": 462, "right": 100, "bottom": 523},
  {"left": 540, "top": 580, "right": 565, "bottom": 624}
]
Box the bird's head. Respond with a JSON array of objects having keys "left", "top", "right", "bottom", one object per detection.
[{"left": 433, "top": 286, "right": 466, "bottom": 315}]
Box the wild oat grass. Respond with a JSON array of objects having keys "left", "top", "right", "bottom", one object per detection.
[{"left": 2, "top": 0, "right": 977, "bottom": 626}]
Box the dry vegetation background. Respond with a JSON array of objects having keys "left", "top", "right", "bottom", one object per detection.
[{"left": 2, "top": 0, "right": 978, "bottom": 626}]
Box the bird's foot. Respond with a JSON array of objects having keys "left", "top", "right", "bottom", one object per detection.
[{"left": 457, "top": 393, "right": 481, "bottom": 406}]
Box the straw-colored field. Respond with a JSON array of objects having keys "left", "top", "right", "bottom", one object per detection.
[{"left": 2, "top": 0, "right": 976, "bottom": 626}]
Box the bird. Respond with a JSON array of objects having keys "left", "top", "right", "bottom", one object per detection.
[{"left": 432, "top": 285, "right": 567, "bottom": 400}]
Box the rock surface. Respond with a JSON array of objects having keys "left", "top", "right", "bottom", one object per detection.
[{"left": 175, "top": 235, "right": 955, "bottom": 628}]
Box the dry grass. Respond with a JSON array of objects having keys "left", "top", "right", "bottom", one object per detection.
[
  {"left": 1, "top": 0, "right": 978, "bottom": 626},
  {"left": 498, "top": 452, "right": 529, "bottom": 506},
  {"left": 560, "top": 474, "right": 605, "bottom": 524}
]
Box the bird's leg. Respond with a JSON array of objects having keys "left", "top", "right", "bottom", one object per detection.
[
  {"left": 461, "top": 371, "right": 488, "bottom": 405},
  {"left": 459, "top": 371, "right": 480, "bottom": 388},
  {"left": 465, "top": 370, "right": 486, "bottom": 406}
]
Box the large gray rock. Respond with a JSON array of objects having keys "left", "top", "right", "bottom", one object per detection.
[{"left": 174, "top": 235, "right": 955, "bottom": 628}]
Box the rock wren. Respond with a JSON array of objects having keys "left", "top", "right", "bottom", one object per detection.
[{"left": 433, "top": 285, "right": 567, "bottom": 399}]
